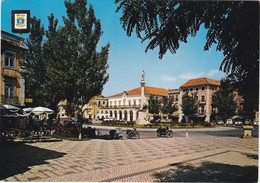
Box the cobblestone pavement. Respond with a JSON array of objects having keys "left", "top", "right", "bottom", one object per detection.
[{"left": 1, "top": 135, "right": 258, "bottom": 182}]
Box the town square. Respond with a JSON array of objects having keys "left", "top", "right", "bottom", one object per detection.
[{"left": 0, "top": 0, "right": 259, "bottom": 182}]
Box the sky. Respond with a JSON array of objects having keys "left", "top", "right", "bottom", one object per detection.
[{"left": 1, "top": 0, "right": 226, "bottom": 97}]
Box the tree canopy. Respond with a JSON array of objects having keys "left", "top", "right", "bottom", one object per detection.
[
  {"left": 115, "top": 0, "right": 259, "bottom": 105},
  {"left": 181, "top": 91, "right": 199, "bottom": 117},
  {"left": 148, "top": 95, "right": 159, "bottom": 115},
  {"left": 160, "top": 96, "right": 178, "bottom": 117},
  {"left": 212, "top": 79, "right": 237, "bottom": 119},
  {"left": 22, "top": 0, "right": 110, "bottom": 112}
]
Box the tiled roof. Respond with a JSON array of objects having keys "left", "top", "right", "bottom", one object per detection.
[
  {"left": 110, "top": 86, "right": 168, "bottom": 97},
  {"left": 180, "top": 77, "right": 220, "bottom": 88}
]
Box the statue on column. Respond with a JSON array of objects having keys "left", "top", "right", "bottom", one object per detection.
[{"left": 141, "top": 70, "right": 145, "bottom": 81}]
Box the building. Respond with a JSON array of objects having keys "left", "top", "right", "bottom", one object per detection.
[
  {"left": 168, "top": 88, "right": 180, "bottom": 118},
  {"left": 179, "top": 77, "right": 221, "bottom": 122},
  {"left": 1, "top": 31, "right": 25, "bottom": 106},
  {"left": 82, "top": 95, "right": 108, "bottom": 119},
  {"left": 57, "top": 99, "right": 69, "bottom": 120},
  {"left": 97, "top": 71, "right": 168, "bottom": 123}
]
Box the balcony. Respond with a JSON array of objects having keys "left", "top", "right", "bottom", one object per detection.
[
  {"left": 198, "top": 110, "right": 206, "bottom": 114},
  {"left": 2, "top": 30, "right": 24, "bottom": 47},
  {"left": 1, "top": 95, "right": 20, "bottom": 105},
  {"left": 100, "top": 105, "right": 141, "bottom": 109},
  {"left": 199, "top": 100, "right": 206, "bottom": 104},
  {"left": 3, "top": 68, "right": 21, "bottom": 78}
]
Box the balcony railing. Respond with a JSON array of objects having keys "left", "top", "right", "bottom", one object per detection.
[
  {"left": 1, "top": 31, "right": 24, "bottom": 47},
  {"left": 1, "top": 95, "right": 20, "bottom": 105},
  {"left": 3, "top": 68, "right": 21, "bottom": 78},
  {"left": 198, "top": 110, "right": 206, "bottom": 114},
  {"left": 99, "top": 104, "right": 141, "bottom": 109}
]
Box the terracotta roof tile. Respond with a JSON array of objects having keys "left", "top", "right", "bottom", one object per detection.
[
  {"left": 110, "top": 86, "right": 168, "bottom": 97},
  {"left": 180, "top": 77, "right": 220, "bottom": 88}
]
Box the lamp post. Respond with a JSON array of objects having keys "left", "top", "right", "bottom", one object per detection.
[{"left": 185, "top": 115, "right": 189, "bottom": 138}]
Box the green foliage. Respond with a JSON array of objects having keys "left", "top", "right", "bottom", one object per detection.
[
  {"left": 238, "top": 96, "right": 257, "bottom": 120},
  {"left": 148, "top": 95, "right": 159, "bottom": 115},
  {"left": 211, "top": 79, "right": 237, "bottom": 119},
  {"left": 22, "top": 0, "right": 109, "bottom": 111},
  {"left": 181, "top": 91, "right": 199, "bottom": 117},
  {"left": 22, "top": 17, "right": 47, "bottom": 106},
  {"left": 116, "top": 1, "right": 259, "bottom": 107},
  {"left": 160, "top": 96, "right": 178, "bottom": 116}
]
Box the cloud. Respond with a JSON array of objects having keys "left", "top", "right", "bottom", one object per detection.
[
  {"left": 179, "top": 72, "right": 204, "bottom": 80},
  {"left": 160, "top": 70, "right": 224, "bottom": 89},
  {"left": 160, "top": 75, "right": 177, "bottom": 82},
  {"left": 206, "top": 69, "right": 220, "bottom": 77}
]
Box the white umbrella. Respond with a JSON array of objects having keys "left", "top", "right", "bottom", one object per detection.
[
  {"left": 22, "top": 107, "right": 33, "bottom": 113},
  {"left": 31, "top": 106, "right": 54, "bottom": 115},
  {"left": 0, "top": 104, "right": 20, "bottom": 112}
]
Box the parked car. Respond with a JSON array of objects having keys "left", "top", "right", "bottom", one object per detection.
[
  {"left": 120, "top": 118, "right": 126, "bottom": 122},
  {"left": 234, "top": 120, "right": 243, "bottom": 126},
  {"left": 244, "top": 119, "right": 253, "bottom": 125},
  {"left": 226, "top": 119, "right": 233, "bottom": 125},
  {"left": 103, "top": 117, "right": 114, "bottom": 122},
  {"left": 253, "top": 121, "right": 259, "bottom": 126},
  {"left": 90, "top": 118, "right": 102, "bottom": 123},
  {"left": 216, "top": 120, "right": 224, "bottom": 125}
]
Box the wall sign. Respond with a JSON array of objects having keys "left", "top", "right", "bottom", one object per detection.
[{"left": 12, "top": 10, "right": 30, "bottom": 33}]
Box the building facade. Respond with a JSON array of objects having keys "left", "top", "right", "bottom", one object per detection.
[
  {"left": 168, "top": 88, "right": 180, "bottom": 118},
  {"left": 178, "top": 77, "right": 221, "bottom": 122},
  {"left": 82, "top": 95, "right": 108, "bottom": 119},
  {"left": 1, "top": 31, "right": 25, "bottom": 106},
  {"left": 97, "top": 72, "right": 168, "bottom": 123}
]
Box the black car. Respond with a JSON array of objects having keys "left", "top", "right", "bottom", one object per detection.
[{"left": 244, "top": 119, "right": 253, "bottom": 125}]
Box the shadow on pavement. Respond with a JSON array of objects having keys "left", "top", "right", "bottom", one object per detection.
[
  {"left": 0, "top": 141, "right": 66, "bottom": 180},
  {"left": 153, "top": 161, "right": 258, "bottom": 182},
  {"left": 96, "top": 134, "right": 114, "bottom": 140},
  {"left": 198, "top": 128, "right": 259, "bottom": 138}
]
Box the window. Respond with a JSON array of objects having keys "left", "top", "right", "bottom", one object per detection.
[
  {"left": 5, "top": 83, "right": 14, "bottom": 98},
  {"left": 201, "top": 96, "right": 205, "bottom": 102},
  {"left": 201, "top": 106, "right": 205, "bottom": 113},
  {"left": 190, "top": 88, "right": 193, "bottom": 92},
  {"left": 196, "top": 88, "right": 199, "bottom": 91},
  {"left": 202, "top": 87, "right": 205, "bottom": 91},
  {"left": 4, "top": 51, "right": 16, "bottom": 68}
]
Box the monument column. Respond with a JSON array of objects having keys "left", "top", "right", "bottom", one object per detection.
[
  {"left": 137, "top": 70, "right": 147, "bottom": 124},
  {"left": 140, "top": 70, "right": 145, "bottom": 109}
]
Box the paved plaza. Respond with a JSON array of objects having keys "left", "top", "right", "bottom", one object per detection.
[{"left": 0, "top": 129, "right": 258, "bottom": 182}]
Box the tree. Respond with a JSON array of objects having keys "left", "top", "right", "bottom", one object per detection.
[
  {"left": 181, "top": 91, "right": 199, "bottom": 122},
  {"left": 160, "top": 96, "right": 178, "bottom": 118},
  {"left": 22, "top": 0, "right": 110, "bottom": 113},
  {"left": 212, "top": 79, "right": 237, "bottom": 121},
  {"left": 115, "top": 1, "right": 259, "bottom": 108},
  {"left": 148, "top": 95, "right": 159, "bottom": 117},
  {"left": 22, "top": 17, "right": 47, "bottom": 106}
]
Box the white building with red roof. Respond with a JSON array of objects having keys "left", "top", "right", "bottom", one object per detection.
[{"left": 97, "top": 71, "right": 168, "bottom": 123}]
